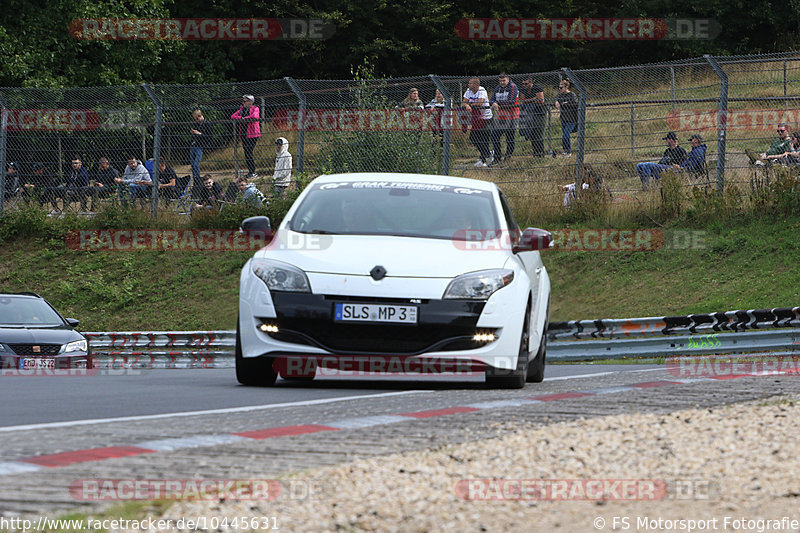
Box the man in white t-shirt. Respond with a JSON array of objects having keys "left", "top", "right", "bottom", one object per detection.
[{"left": 462, "top": 77, "right": 493, "bottom": 167}]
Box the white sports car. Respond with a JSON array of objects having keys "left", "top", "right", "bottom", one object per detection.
[{"left": 236, "top": 173, "right": 551, "bottom": 388}]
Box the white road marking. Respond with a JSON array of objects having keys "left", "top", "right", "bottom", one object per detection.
[
  {"left": 0, "top": 390, "right": 428, "bottom": 433},
  {"left": 545, "top": 367, "right": 663, "bottom": 381}
]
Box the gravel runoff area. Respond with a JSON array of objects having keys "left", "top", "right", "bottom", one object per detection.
[{"left": 128, "top": 394, "right": 800, "bottom": 533}]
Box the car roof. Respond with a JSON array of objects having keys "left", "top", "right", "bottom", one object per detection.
[{"left": 311, "top": 172, "right": 499, "bottom": 192}]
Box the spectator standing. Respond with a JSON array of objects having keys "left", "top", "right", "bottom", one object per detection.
[
  {"left": 462, "top": 77, "right": 493, "bottom": 167},
  {"left": 489, "top": 73, "right": 520, "bottom": 166},
  {"left": 157, "top": 161, "right": 179, "bottom": 199},
  {"left": 272, "top": 137, "right": 292, "bottom": 197},
  {"left": 115, "top": 156, "right": 152, "bottom": 205},
  {"left": 519, "top": 76, "right": 547, "bottom": 157},
  {"left": 636, "top": 132, "right": 687, "bottom": 188},
  {"left": 554, "top": 79, "right": 578, "bottom": 156},
  {"left": 231, "top": 95, "right": 261, "bottom": 179},
  {"left": 425, "top": 89, "right": 447, "bottom": 137},
  {"left": 397, "top": 88, "right": 424, "bottom": 110},
  {"left": 189, "top": 109, "right": 213, "bottom": 181}
]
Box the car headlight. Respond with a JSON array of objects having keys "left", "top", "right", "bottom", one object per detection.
[
  {"left": 0, "top": 344, "right": 6, "bottom": 352},
  {"left": 251, "top": 259, "right": 311, "bottom": 292},
  {"left": 443, "top": 269, "right": 514, "bottom": 300},
  {"left": 62, "top": 339, "right": 88, "bottom": 353}
]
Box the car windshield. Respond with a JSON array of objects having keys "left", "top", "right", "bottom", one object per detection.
[
  {"left": 0, "top": 297, "right": 65, "bottom": 327},
  {"left": 288, "top": 181, "right": 501, "bottom": 239}
]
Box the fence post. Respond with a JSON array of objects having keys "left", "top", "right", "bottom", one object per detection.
[
  {"left": 784, "top": 60, "right": 788, "bottom": 109},
  {"left": 704, "top": 55, "right": 727, "bottom": 192},
  {"left": 142, "top": 83, "right": 162, "bottom": 217},
  {"left": 630, "top": 103, "right": 635, "bottom": 158},
  {"left": 0, "top": 93, "right": 6, "bottom": 218},
  {"left": 562, "top": 68, "right": 586, "bottom": 188},
  {"left": 284, "top": 77, "right": 305, "bottom": 174},
  {"left": 429, "top": 74, "right": 451, "bottom": 175},
  {"left": 670, "top": 66, "right": 676, "bottom": 110}
]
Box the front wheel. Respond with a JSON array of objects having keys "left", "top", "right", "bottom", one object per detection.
[
  {"left": 235, "top": 319, "right": 277, "bottom": 386},
  {"left": 527, "top": 299, "right": 549, "bottom": 383},
  {"left": 485, "top": 305, "right": 530, "bottom": 389}
]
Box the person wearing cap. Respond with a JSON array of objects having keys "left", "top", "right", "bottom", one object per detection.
[
  {"left": 636, "top": 132, "right": 687, "bottom": 188},
  {"left": 4, "top": 161, "right": 20, "bottom": 200},
  {"left": 272, "top": 137, "right": 292, "bottom": 197},
  {"left": 671, "top": 134, "right": 708, "bottom": 174},
  {"left": 21, "top": 163, "right": 56, "bottom": 205},
  {"left": 231, "top": 94, "right": 261, "bottom": 179}
]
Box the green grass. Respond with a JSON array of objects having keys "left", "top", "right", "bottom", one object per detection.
[{"left": 1, "top": 214, "right": 798, "bottom": 330}]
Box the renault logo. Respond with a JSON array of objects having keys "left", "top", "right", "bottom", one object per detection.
[{"left": 370, "top": 266, "right": 387, "bottom": 280}]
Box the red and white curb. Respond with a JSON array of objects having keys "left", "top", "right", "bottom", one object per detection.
[{"left": 1, "top": 371, "right": 797, "bottom": 477}]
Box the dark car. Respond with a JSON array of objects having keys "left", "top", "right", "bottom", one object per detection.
[{"left": 0, "top": 293, "right": 92, "bottom": 371}]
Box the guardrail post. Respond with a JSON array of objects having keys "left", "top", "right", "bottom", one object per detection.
[
  {"left": 142, "top": 83, "right": 163, "bottom": 217},
  {"left": 284, "top": 77, "right": 305, "bottom": 173},
  {"left": 704, "top": 55, "right": 727, "bottom": 192},
  {"left": 562, "top": 67, "right": 586, "bottom": 188},
  {"left": 0, "top": 93, "right": 7, "bottom": 218},
  {"left": 429, "top": 74, "right": 451, "bottom": 175}
]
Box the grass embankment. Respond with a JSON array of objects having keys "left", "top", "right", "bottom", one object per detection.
[{"left": 1, "top": 213, "right": 797, "bottom": 331}]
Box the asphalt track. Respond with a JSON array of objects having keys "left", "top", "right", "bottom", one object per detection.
[{"left": 2, "top": 363, "right": 798, "bottom": 516}]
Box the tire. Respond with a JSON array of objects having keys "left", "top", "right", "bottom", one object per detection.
[
  {"left": 485, "top": 304, "right": 530, "bottom": 389},
  {"left": 235, "top": 318, "right": 277, "bottom": 386},
  {"left": 527, "top": 299, "right": 550, "bottom": 383}
]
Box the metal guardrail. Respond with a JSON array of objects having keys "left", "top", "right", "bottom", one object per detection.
[{"left": 84, "top": 306, "right": 800, "bottom": 367}]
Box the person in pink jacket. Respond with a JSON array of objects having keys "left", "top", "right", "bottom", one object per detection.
[{"left": 231, "top": 94, "right": 261, "bottom": 178}]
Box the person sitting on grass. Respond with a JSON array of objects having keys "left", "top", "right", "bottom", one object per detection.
[
  {"left": 193, "top": 174, "right": 224, "bottom": 209},
  {"left": 235, "top": 175, "right": 268, "bottom": 207}
]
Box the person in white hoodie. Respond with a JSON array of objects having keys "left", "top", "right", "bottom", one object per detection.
[{"left": 272, "top": 137, "right": 292, "bottom": 197}]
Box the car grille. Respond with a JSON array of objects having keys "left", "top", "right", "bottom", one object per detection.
[
  {"left": 8, "top": 344, "right": 62, "bottom": 355},
  {"left": 271, "top": 321, "right": 482, "bottom": 354}
]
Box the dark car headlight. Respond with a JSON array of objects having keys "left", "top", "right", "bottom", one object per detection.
[{"left": 443, "top": 269, "right": 514, "bottom": 300}]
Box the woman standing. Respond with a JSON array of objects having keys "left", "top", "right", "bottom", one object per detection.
[
  {"left": 554, "top": 79, "right": 578, "bottom": 156},
  {"left": 231, "top": 94, "right": 261, "bottom": 178}
]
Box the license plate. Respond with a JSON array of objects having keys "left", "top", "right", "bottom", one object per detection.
[
  {"left": 334, "top": 303, "right": 418, "bottom": 324},
  {"left": 21, "top": 358, "right": 55, "bottom": 369}
]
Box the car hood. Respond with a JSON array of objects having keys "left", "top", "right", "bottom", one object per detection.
[
  {"left": 0, "top": 326, "right": 83, "bottom": 344},
  {"left": 255, "top": 230, "right": 512, "bottom": 278}
]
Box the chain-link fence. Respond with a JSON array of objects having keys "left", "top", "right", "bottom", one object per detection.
[{"left": 2, "top": 50, "right": 799, "bottom": 219}]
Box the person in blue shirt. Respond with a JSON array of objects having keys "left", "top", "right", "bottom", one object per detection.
[{"left": 671, "top": 134, "right": 707, "bottom": 174}]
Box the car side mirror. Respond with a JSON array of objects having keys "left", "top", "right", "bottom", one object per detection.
[
  {"left": 66, "top": 318, "right": 80, "bottom": 328},
  {"left": 241, "top": 216, "right": 271, "bottom": 233},
  {"left": 240, "top": 216, "right": 273, "bottom": 246},
  {"left": 513, "top": 227, "right": 553, "bottom": 253}
]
